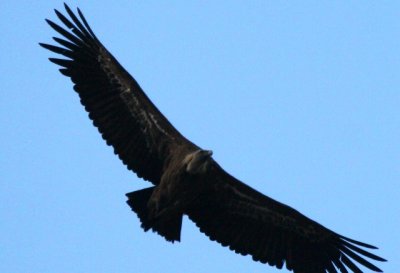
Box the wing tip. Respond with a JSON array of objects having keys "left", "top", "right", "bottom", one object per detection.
[
  {"left": 340, "top": 235, "right": 379, "bottom": 249},
  {"left": 44, "top": 18, "right": 52, "bottom": 25},
  {"left": 62, "top": 2, "right": 72, "bottom": 14}
]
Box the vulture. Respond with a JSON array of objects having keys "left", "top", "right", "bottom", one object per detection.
[{"left": 40, "top": 4, "right": 386, "bottom": 273}]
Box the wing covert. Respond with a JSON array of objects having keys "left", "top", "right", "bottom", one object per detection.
[
  {"left": 40, "top": 4, "right": 193, "bottom": 184},
  {"left": 187, "top": 164, "right": 385, "bottom": 273}
]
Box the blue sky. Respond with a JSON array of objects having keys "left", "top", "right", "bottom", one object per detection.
[{"left": 1, "top": 1, "right": 398, "bottom": 273}]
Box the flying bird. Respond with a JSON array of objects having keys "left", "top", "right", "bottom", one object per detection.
[{"left": 40, "top": 4, "right": 386, "bottom": 273}]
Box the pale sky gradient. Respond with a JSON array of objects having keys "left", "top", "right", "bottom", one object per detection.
[{"left": 1, "top": 2, "right": 398, "bottom": 273}]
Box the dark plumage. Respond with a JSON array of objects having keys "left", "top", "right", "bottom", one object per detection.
[{"left": 40, "top": 4, "right": 386, "bottom": 272}]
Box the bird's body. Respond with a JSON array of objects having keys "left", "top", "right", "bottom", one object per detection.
[{"left": 40, "top": 4, "right": 386, "bottom": 272}]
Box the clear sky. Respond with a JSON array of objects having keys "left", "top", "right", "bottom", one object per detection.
[{"left": 1, "top": 1, "right": 398, "bottom": 273}]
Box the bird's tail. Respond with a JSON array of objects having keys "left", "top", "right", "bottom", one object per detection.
[{"left": 126, "top": 187, "right": 182, "bottom": 242}]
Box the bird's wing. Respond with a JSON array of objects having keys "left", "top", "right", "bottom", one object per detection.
[
  {"left": 186, "top": 163, "right": 386, "bottom": 273},
  {"left": 40, "top": 4, "right": 197, "bottom": 185}
]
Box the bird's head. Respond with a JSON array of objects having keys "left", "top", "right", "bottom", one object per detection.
[{"left": 184, "top": 149, "right": 213, "bottom": 174}]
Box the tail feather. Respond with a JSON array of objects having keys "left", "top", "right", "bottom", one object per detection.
[
  {"left": 126, "top": 187, "right": 155, "bottom": 232},
  {"left": 126, "top": 187, "right": 183, "bottom": 242}
]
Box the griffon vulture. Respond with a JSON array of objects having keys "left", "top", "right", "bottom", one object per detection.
[{"left": 40, "top": 4, "right": 386, "bottom": 273}]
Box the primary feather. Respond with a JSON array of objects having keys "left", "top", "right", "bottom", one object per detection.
[{"left": 40, "top": 4, "right": 386, "bottom": 272}]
